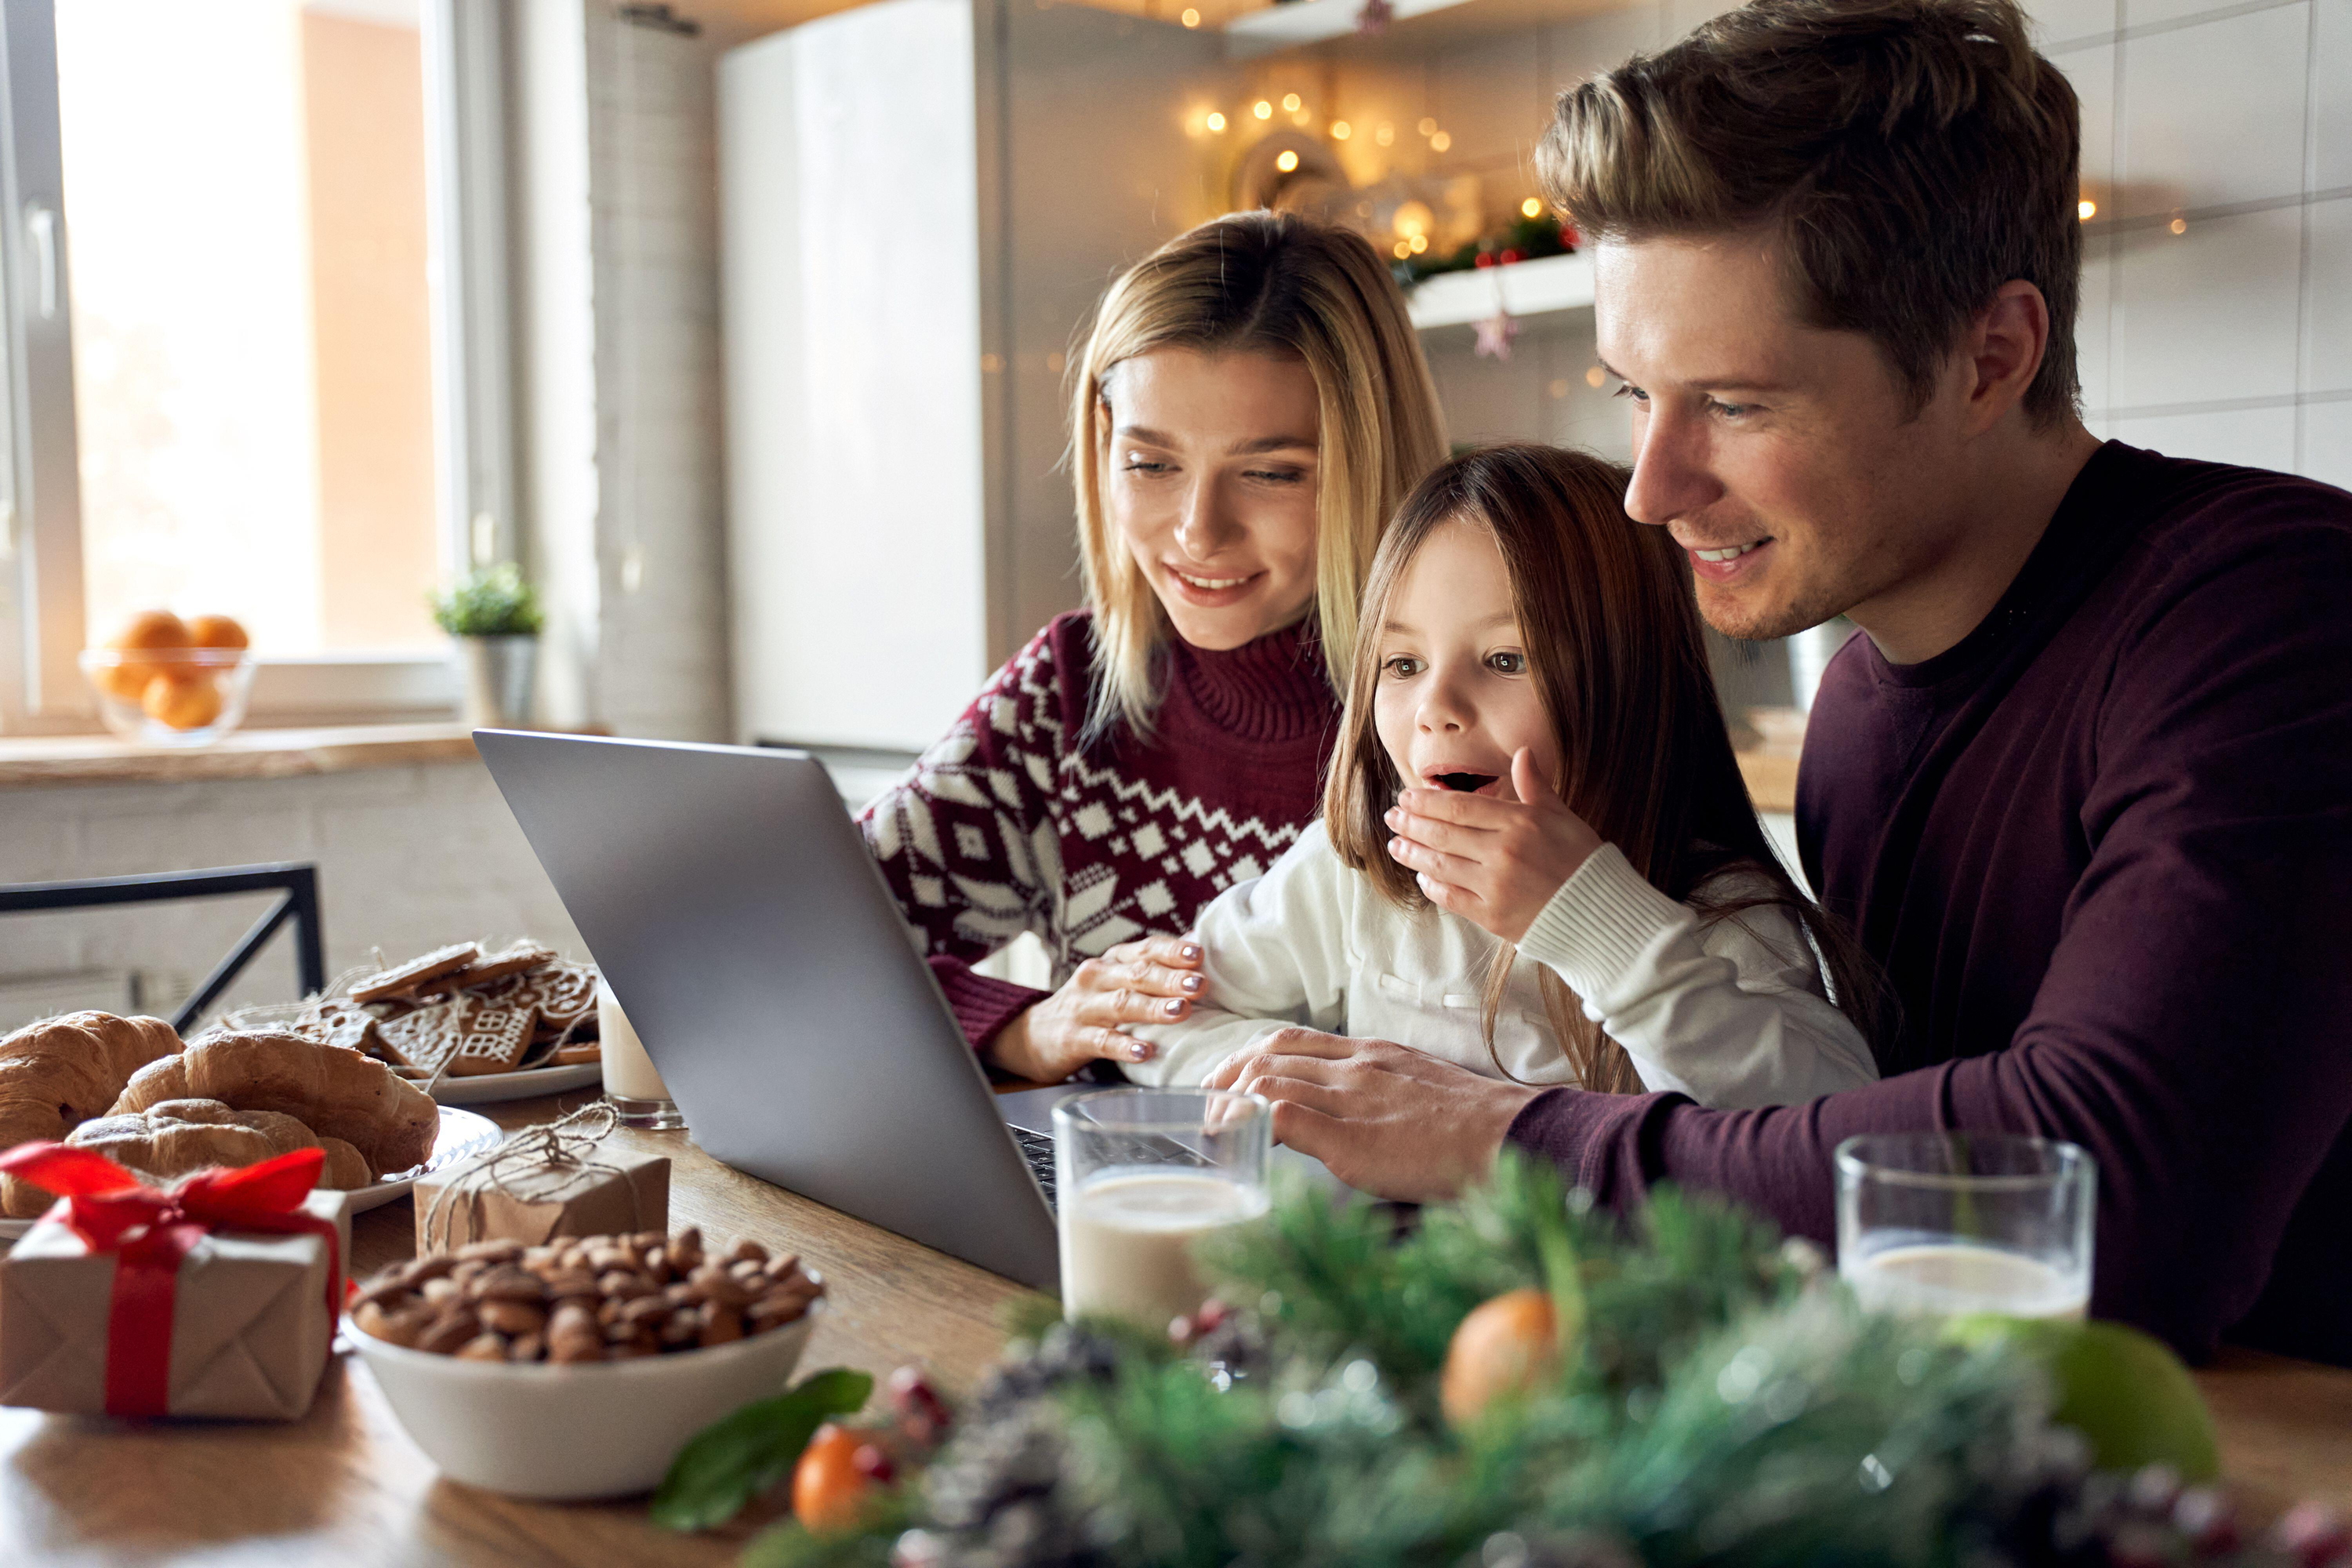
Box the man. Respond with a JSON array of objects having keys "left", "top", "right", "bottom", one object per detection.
[{"left": 1203, "top": 0, "right": 2352, "bottom": 1362}]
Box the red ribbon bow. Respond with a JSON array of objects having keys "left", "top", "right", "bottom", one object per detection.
[{"left": 0, "top": 1142, "right": 343, "bottom": 1418}]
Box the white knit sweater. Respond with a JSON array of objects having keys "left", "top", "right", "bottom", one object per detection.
[{"left": 1126, "top": 820, "right": 1878, "bottom": 1108}]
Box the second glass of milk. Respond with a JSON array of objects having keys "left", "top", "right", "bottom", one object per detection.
[
  {"left": 1053, "top": 1087, "right": 1271, "bottom": 1331},
  {"left": 1835, "top": 1132, "right": 2096, "bottom": 1320}
]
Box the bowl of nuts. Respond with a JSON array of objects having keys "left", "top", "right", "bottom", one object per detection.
[{"left": 345, "top": 1227, "right": 825, "bottom": 1499}]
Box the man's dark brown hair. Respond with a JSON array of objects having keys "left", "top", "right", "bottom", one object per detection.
[{"left": 1537, "top": 0, "right": 2082, "bottom": 425}]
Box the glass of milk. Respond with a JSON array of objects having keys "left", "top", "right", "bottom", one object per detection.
[
  {"left": 1052, "top": 1087, "right": 1272, "bottom": 1331},
  {"left": 1835, "top": 1133, "right": 2095, "bottom": 1320},
  {"left": 597, "top": 978, "right": 685, "bottom": 1130}
]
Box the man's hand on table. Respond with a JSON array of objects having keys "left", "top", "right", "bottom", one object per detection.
[{"left": 1203, "top": 1028, "right": 1544, "bottom": 1202}]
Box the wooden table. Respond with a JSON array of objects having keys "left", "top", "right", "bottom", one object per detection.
[{"left": 2, "top": 1093, "right": 2346, "bottom": 1566}]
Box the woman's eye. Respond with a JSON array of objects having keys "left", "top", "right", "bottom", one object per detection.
[
  {"left": 1122, "top": 458, "right": 1171, "bottom": 474},
  {"left": 1486, "top": 652, "right": 1527, "bottom": 676},
  {"left": 1611, "top": 383, "right": 1648, "bottom": 404},
  {"left": 1244, "top": 467, "right": 1305, "bottom": 485},
  {"left": 1706, "top": 398, "right": 1755, "bottom": 419}
]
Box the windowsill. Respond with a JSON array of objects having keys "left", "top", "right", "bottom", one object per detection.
[{"left": 0, "top": 722, "right": 490, "bottom": 789}]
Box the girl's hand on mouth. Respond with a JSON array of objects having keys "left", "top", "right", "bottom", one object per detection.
[{"left": 1383, "top": 747, "right": 1604, "bottom": 944}]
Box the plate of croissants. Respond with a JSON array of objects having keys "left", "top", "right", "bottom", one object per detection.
[{"left": 0, "top": 1011, "right": 504, "bottom": 1238}]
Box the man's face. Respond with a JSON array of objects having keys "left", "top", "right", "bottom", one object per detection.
[{"left": 1595, "top": 233, "right": 1970, "bottom": 642}]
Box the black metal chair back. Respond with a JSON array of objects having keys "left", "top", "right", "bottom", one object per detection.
[{"left": 0, "top": 863, "right": 326, "bottom": 1035}]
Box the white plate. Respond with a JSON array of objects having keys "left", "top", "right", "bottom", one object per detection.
[
  {"left": 0, "top": 1107, "right": 506, "bottom": 1244},
  {"left": 348, "top": 1105, "right": 504, "bottom": 1213},
  {"left": 426, "top": 1062, "right": 604, "bottom": 1105}
]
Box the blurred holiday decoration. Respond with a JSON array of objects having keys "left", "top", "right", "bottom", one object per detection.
[
  {"left": 1356, "top": 0, "right": 1393, "bottom": 33},
  {"left": 648, "top": 1154, "right": 2344, "bottom": 1568},
  {"left": 1473, "top": 308, "right": 1521, "bottom": 361}
]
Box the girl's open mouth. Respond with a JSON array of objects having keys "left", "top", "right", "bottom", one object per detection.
[{"left": 1432, "top": 771, "right": 1497, "bottom": 793}]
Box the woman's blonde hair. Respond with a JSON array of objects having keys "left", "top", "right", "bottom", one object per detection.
[
  {"left": 1071, "top": 211, "right": 1447, "bottom": 740},
  {"left": 1324, "top": 443, "right": 1889, "bottom": 1091}
]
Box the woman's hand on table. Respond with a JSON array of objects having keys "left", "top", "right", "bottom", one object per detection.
[
  {"left": 1203, "top": 1028, "right": 1544, "bottom": 1203},
  {"left": 982, "top": 934, "right": 1206, "bottom": 1082}
]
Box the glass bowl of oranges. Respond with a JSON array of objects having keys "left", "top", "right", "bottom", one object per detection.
[{"left": 79, "top": 611, "right": 257, "bottom": 746}]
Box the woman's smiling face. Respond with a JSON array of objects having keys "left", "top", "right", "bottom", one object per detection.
[{"left": 1102, "top": 347, "right": 1323, "bottom": 651}]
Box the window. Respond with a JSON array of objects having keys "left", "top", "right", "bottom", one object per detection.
[{"left": 0, "top": 0, "right": 510, "bottom": 734}]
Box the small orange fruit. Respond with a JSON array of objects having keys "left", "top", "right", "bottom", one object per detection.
[
  {"left": 141, "top": 671, "right": 223, "bottom": 731},
  {"left": 792, "top": 1421, "right": 874, "bottom": 1534},
  {"left": 98, "top": 609, "right": 191, "bottom": 699},
  {"left": 1440, "top": 1287, "right": 1559, "bottom": 1428},
  {"left": 184, "top": 614, "right": 249, "bottom": 650}
]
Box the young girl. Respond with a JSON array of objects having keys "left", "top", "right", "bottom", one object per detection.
[{"left": 1127, "top": 442, "right": 1880, "bottom": 1106}]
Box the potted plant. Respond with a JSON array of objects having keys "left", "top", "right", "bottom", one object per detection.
[{"left": 431, "top": 563, "right": 544, "bottom": 728}]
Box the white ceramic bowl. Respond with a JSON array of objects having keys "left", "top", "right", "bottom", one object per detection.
[{"left": 347, "top": 1307, "right": 819, "bottom": 1500}]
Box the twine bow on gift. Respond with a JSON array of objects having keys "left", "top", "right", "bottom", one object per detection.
[
  {"left": 418, "top": 1100, "right": 623, "bottom": 1252},
  {"left": 0, "top": 1143, "right": 343, "bottom": 1419}
]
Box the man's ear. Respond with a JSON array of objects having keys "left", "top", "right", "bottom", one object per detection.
[{"left": 1961, "top": 280, "right": 2050, "bottom": 437}]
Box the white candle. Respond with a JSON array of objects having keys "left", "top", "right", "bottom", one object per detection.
[{"left": 597, "top": 979, "right": 672, "bottom": 1102}]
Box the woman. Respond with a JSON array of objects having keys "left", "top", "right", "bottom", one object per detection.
[{"left": 858, "top": 210, "right": 1447, "bottom": 1083}]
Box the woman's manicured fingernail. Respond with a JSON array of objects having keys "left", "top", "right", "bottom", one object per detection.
[
  {"left": 1181, "top": 974, "right": 1203, "bottom": 993},
  {"left": 1163, "top": 997, "right": 1184, "bottom": 1016},
  {"left": 1384, "top": 807, "right": 1401, "bottom": 827},
  {"left": 1131, "top": 1042, "right": 1153, "bottom": 1061},
  {"left": 1388, "top": 837, "right": 1404, "bottom": 856},
  {"left": 1180, "top": 942, "right": 1201, "bottom": 961}
]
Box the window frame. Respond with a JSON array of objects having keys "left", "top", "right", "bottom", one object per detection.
[{"left": 0, "top": 0, "right": 512, "bottom": 739}]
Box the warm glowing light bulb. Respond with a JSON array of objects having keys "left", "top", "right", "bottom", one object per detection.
[
  {"left": 1332, "top": 120, "right": 1352, "bottom": 140},
  {"left": 1376, "top": 123, "right": 1395, "bottom": 147},
  {"left": 1180, "top": 6, "right": 1200, "bottom": 24},
  {"left": 1417, "top": 116, "right": 1437, "bottom": 135},
  {"left": 1521, "top": 197, "right": 1544, "bottom": 219},
  {"left": 1585, "top": 365, "right": 1606, "bottom": 389},
  {"left": 2077, "top": 198, "right": 2096, "bottom": 220},
  {"left": 2169, "top": 216, "right": 2187, "bottom": 234},
  {"left": 1409, "top": 234, "right": 1428, "bottom": 253},
  {"left": 1254, "top": 100, "right": 1272, "bottom": 119},
  {"left": 1276, "top": 149, "right": 1299, "bottom": 172},
  {"left": 1392, "top": 239, "right": 1412, "bottom": 259},
  {"left": 1282, "top": 93, "right": 1301, "bottom": 111},
  {"left": 1430, "top": 131, "right": 1451, "bottom": 152},
  {"left": 1206, "top": 111, "right": 1226, "bottom": 132},
  {"left": 1391, "top": 200, "right": 1433, "bottom": 241}
]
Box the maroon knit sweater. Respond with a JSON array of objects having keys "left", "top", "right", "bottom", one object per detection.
[{"left": 859, "top": 612, "right": 1340, "bottom": 1047}]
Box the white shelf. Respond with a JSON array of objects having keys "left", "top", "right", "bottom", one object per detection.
[
  {"left": 1405, "top": 250, "right": 1595, "bottom": 329},
  {"left": 1225, "top": 0, "right": 1479, "bottom": 55}
]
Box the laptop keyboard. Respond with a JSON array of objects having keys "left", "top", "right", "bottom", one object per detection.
[{"left": 1012, "top": 1126, "right": 1058, "bottom": 1212}]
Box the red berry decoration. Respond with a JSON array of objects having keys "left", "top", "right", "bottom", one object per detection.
[
  {"left": 2274, "top": 1501, "right": 2352, "bottom": 1566},
  {"left": 854, "top": 1442, "right": 895, "bottom": 1483},
  {"left": 888, "top": 1364, "right": 953, "bottom": 1447}
]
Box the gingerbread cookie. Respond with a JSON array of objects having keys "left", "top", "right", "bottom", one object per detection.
[
  {"left": 375, "top": 997, "right": 471, "bottom": 1076},
  {"left": 448, "top": 942, "right": 557, "bottom": 993},
  {"left": 353, "top": 942, "right": 481, "bottom": 1005},
  {"left": 445, "top": 1003, "right": 540, "bottom": 1077},
  {"left": 484, "top": 961, "right": 598, "bottom": 1039}
]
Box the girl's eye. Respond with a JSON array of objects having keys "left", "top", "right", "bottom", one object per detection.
[
  {"left": 1486, "top": 652, "right": 1527, "bottom": 676},
  {"left": 1381, "top": 655, "right": 1421, "bottom": 679},
  {"left": 1611, "top": 383, "right": 1648, "bottom": 405}
]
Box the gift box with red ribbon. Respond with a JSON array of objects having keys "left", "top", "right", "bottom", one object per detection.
[{"left": 0, "top": 1142, "right": 351, "bottom": 1421}]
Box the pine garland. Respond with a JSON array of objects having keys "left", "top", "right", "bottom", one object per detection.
[{"left": 739, "top": 1157, "right": 2328, "bottom": 1568}]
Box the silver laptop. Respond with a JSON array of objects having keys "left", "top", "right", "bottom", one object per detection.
[{"left": 474, "top": 730, "right": 1068, "bottom": 1291}]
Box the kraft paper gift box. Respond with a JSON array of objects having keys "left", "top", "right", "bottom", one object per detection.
[
  {"left": 0, "top": 1170, "right": 350, "bottom": 1422},
  {"left": 413, "top": 1142, "right": 669, "bottom": 1253}
]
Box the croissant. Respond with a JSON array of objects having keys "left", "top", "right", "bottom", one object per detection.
[
  {"left": 0, "top": 1011, "right": 182, "bottom": 1153},
  {"left": 0, "top": 1098, "right": 372, "bottom": 1217},
  {"left": 112, "top": 1030, "right": 438, "bottom": 1178}
]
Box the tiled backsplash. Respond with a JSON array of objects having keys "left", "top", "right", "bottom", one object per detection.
[{"left": 1420, "top": 0, "right": 2350, "bottom": 497}]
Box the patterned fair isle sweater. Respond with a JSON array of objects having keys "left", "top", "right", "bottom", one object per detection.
[{"left": 858, "top": 611, "right": 1341, "bottom": 1048}]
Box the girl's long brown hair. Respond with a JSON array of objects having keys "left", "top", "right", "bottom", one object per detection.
[{"left": 1323, "top": 442, "right": 1886, "bottom": 1091}]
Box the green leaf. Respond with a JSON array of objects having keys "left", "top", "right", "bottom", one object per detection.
[{"left": 650, "top": 1367, "right": 874, "bottom": 1532}]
